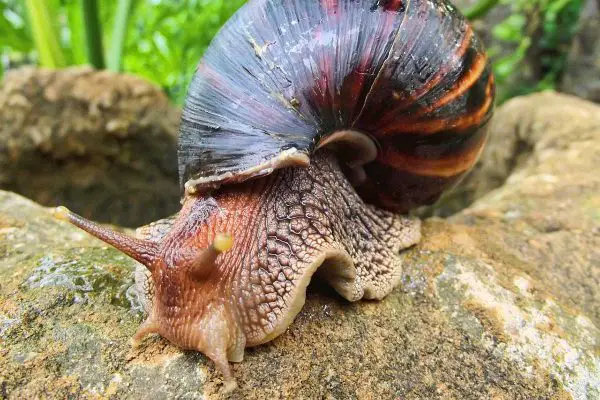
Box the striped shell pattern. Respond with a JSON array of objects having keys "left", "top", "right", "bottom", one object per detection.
[{"left": 178, "top": 0, "right": 495, "bottom": 212}]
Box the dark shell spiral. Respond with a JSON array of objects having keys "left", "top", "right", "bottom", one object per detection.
[{"left": 178, "top": 0, "right": 495, "bottom": 212}]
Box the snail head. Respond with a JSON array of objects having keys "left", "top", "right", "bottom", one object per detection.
[{"left": 53, "top": 194, "right": 247, "bottom": 387}]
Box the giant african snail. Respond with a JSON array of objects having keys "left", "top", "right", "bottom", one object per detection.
[{"left": 54, "top": 0, "right": 494, "bottom": 391}]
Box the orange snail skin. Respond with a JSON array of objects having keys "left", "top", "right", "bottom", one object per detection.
[{"left": 55, "top": 0, "right": 494, "bottom": 392}]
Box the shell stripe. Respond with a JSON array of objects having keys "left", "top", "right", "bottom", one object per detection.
[
  {"left": 357, "top": 164, "right": 469, "bottom": 212},
  {"left": 379, "top": 72, "right": 495, "bottom": 136},
  {"left": 337, "top": 9, "right": 403, "bottom": 127},
  {"left": 370, "top": 37, "right": 487, "bottom": 131},
  {"left": 379, "top": 129, "right": 488, "bottom": 177},
  {"left": 322, "top": 0, "right": 339, "bottom": 14},
  {"left": 380, "top": 25, "right": 475, "bottom": 115},
  {"left": 353, "top": 0, "right": 474, "bottom": 130},
  {"left": 408, "top": 43, "right": 488, "bottom": 119},
  {"left": 376, "top": 0, "right": 405, "bottom": 12}
]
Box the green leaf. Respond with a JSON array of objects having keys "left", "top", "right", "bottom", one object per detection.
[
  {"left": 107, "top": 0, "right": 137, "bottom": 71},
  {"left": 492, "top": 14, "right": 526, "bottom": 42},
  {"left": 24, "top": 0, "right": 66, "bottom": 67},
  {"left": 82, "top": 0, "right": 105, "bottom": 69},
  {"left": 65, "top": 0, "right": 88, "bottom": 65},
  {"left": 464, "top": 0, "right": 500, "bottom": 21},
  {"left": 493, "top": 37, "right": 531, "bottom": 80},
  {"left": 121, "top": 0, "right": 246, "bottom": 103},
  {"left": 0, "top": 3, "right": 33, "bottom": 52}
]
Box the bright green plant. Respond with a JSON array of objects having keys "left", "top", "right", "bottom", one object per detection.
[
  {"left": 488, "top": 0, "right": 583, "bottom": 101},
  {"left": 0, "top": 2, "right": 31, "bottom": 52},
  {"left": 65, "top": 0, "right": 88, "bottom": 65},
  {"left": 0, "top": 1, "right": 31, "bottom": 78},
  {"left": 120, "top": 0, "right": 245, "bottom": 103},
  {"left": 0, "top": 0, "right": 245, "bottom": 102},
  {"left": 24, "top": 0, "right": 66, "bottom": 68},
  {"left": 108, "top": 0, "right": 137, "bottom": 71},
  {"left": 82, "top": 0, "right": 105, "bottom": 69}
]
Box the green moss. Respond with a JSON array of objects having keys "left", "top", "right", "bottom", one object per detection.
[{"left": 22, "top": 247, "right": 140, "bottom": 310}]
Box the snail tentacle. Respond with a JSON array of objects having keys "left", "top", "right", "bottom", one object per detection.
[{"left": 54, "top": 207, "right": 159, "bottom": 270}]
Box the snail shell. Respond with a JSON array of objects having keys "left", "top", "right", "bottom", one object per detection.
[{"left": 179, "top": 0, "right": 494, "bottom": 212}]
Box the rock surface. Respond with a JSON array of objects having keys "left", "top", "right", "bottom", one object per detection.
[
  {"left": 0, "top": 67, "right": 181, "bottom": 227},
  {"left": 1, "top": 92, "right": 599, "bottom": 399},
  {"left": 561, "top": 0, "right": 600, "bottom": 103}
]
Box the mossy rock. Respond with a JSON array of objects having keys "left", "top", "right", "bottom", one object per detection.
[{"left": 1, "top": 93, "right": 599, "bottom": 399}]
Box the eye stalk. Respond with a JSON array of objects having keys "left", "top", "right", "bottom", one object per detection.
[
  {"left": 213, "top": 233, "right": 233, "bottom": 252},
  {"left": 53, "top": 206, "right": 159, "bottom": 271},
  {"left": 187, "top": 233, "right": 234, "bottom": 280},
  {"left": 54, "top": 206, "right": 234, "bottom": 281}
]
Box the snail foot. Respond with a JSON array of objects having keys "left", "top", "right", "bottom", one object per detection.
[{"left": 131, "top": 318, "right": 159, "bottom": 347}]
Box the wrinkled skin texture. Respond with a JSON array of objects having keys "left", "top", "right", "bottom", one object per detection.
[{"left": 133, "top": 152, "right": 421, "bottom": 384}]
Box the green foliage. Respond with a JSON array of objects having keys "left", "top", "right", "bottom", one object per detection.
[
  {"left": 464, "top": 0, "right": 499, "bottom": 20},
  {"left": 24, "top": 0, "right": 67, "bottom": 68},
  {"left": 0, "top": 0, "right": 245, "bottom": 102},
  {"left": 119, "top": 0, "right": 245, "bottom": 103},
  {"left": 82, "top": 0, "right": 105, "bottom": 69},
  {"left": 107, "top": 0, "right": 136, "bottom": 71},
  {"left": 0, "top": 2, "right": 31, "bottom": 53},
  {"left": 0, "top": 0, "right": 99, "bottom": 69},
  {"left": 65, "top": 0, "right": 88, "bottom": 65},
  {"left": 0, "top": 0, "right": 32, "bottom": 79},
  {"left": 487, "top": 0, "right": 584, "bottom": 101}
]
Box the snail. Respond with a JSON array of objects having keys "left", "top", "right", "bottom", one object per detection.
[{"left": 54, "top": 0, "right": 494, "bottom": 391}]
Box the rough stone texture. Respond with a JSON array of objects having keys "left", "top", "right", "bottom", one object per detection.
[
  {"left": 0, "top": 67, "right": 181, "bottom": 227},
  {"left": 1, "top": 92, "right": 599, "bottom": 399},
  {"left": 561, "top": 0, "right": 600, "bottom": 103}
]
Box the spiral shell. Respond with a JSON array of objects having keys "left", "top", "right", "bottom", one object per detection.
[{"left": 178, "top": 0, "right": 494, "bottom": 212}]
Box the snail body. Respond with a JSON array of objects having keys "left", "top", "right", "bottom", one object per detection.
[{"left": 58, "top": 0, "right": 494, "bottom": 391}]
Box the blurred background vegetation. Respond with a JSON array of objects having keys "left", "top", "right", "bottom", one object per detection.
[
  {"left": 466, "top": 0, "right": 585, "bottom": 101},
  {"left": 0, "top": 0, "right": 246, "bottom": 103},
  {"left": 0, "top": 0, "right": 587, "bottom": 104}
]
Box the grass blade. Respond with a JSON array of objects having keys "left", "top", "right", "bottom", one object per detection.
[
  {"left": 66, "top": 0, "right": 87, "bottom": 65},
  {"left": 82, "top": 0, "right": 105, "bottom": 69},
  {"left": 24, "top": 0, "right": 66, "bottom": 68},
  {"left": 108, "top": 0, "right": 136, "bottom": 71}
]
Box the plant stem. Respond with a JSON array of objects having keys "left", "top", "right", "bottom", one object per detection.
[
  {"left": 24, "top": 0, "right": 66, "bottom": 68},
  {"left": 108, "top": 0, "right": 137, "bottom": 71},
  {"left": 67, "top": 0, "right": 87, "bottom": 65},
  {"left": 82, "top": 0, "right": 105, "bottom": 69},
  {"left": 464, "top": 0, "right": 500, "bottom": 21}
]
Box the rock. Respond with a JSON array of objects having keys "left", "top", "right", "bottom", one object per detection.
[
  {"left": 561, "top": 0, "right": 600, "bottom": 102},
  {"left": 1, "top": 92, "right": 599, "bottom": 399},
  {"left": 0, "top": 67, "right": 181, "bottom": 227}
]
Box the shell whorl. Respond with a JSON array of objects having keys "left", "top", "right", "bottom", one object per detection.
[{"left": 178, "top": 0, "right": 495, "bottom": 212}]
